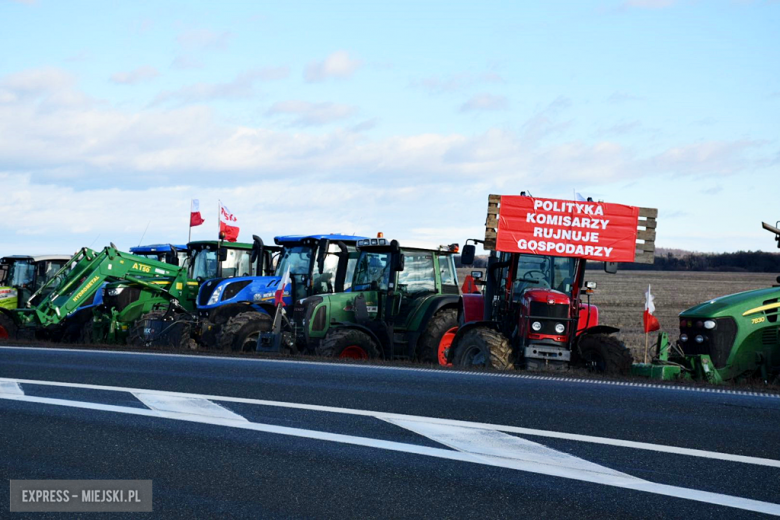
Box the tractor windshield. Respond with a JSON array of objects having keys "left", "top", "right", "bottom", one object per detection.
[
  {"left": 276, "top": 246, "right": 314, "bottom": 277},
  {"left": 513, "top": 254, "right": 578, "bottom": 296},
  {"left": 189, "top": 248, "right": 218, "bottom": 280},
  {"left": 6, "top": 259, "right": 35, "bottom": 288},
  {"left": 352, "top": 252, "right": 391, "bottom": 291}
]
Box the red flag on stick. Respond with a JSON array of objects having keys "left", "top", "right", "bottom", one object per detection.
[
  {"left": 218, "top": 202, "right": 240, "bottom": 242},
  {"left": 190, "top": 199, "right": 205, "bottom": 227},
  {"left": 643, "top": 284, "right": 660, "bottom": 333}
]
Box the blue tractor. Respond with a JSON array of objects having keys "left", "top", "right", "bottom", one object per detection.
[
  {"left": 196, "top": 234, "right": 367, "bottom": 351},
  {"left": 129, "top": 244, "right": 189, "bottom": 267}
]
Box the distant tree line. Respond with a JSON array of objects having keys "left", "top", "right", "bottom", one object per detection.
[{"left": 456, "top": 251, "right": 780, "bottom": 273}]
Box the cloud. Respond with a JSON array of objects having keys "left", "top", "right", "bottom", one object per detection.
[
  {"left": 459, "top": 93, "right": 509, "bottom": 112},
  {"left": 607, "top": 91, "right": 643, "bottom": 103},
  {"left": 110, "top": 66, "right": 160, "bottom": 85},
  {"left": 620, "top": 0, "right": 676, "bottom": 9},
  {"left": 411, "top": 72, "right": 504, "bottom": 95},
  {"left": 700, "top": 185, "right": 723, "bottom": 195},
  {"left": 170, "top": 55, "right": 204, "bottom": 70},
  {"left": 152, "top": 67, "right": 289, "bottom": 105},
  {"left": 648, "top": 140, "right": 767, "bottom": 176},
  {"left": 266, "top": 100, "right": 358, "bottom": 126},
  {"left": 304, "top": 51, "right": 361, "bottom": 82},
  {"left": 349, "top": 118, "right": 378, "bottom": 133},
  {"left": 176, "top": 29, "right": 232, "bottom": 51},
  {"left": 9, "top": 0, "right": 36, "bottom": 4}
]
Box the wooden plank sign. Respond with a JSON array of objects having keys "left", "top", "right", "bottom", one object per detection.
[{"left": 485, "top": 195, "right": 657, "bottom": 264}]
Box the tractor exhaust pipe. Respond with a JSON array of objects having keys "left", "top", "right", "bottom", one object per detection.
[{"left": 762, "top": 221, "right": 780, "bottom": 248}]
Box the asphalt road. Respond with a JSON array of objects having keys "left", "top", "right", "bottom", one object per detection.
[{"left": 1, "top": 346, "right": 779, "bottom": 519}]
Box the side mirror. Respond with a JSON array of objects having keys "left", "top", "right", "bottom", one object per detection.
[
  {"left": 393, "top": 253, "right": 405, "bottom": 272},
  {"left": 167, "top": 245, "right": 179, "bottom": 266},
  {"left": 219, "top": 247, "right": 228, "bottom": 262},
  {"left": 251, "top": 235, "right": 264, "bottom": 263},
  {"left": 604, "top": 262, "right": 618, "bottom": 274},
  {"left": 316, "top": 238, "right": 330, "bottom": 274},
  {"left": 471, "top": 270, "right": 483, "bottom": 280},
  {"left": 460, "top": 244, "right": 476, "bottom": 266}
]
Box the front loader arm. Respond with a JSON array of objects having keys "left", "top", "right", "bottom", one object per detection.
[{"left": 19, "top": 246, "right": 187, "bottom": 328}]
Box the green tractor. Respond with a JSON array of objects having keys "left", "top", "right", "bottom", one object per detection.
[
  {"left": 258, "top": 238, "right": 461, "bottom": 361},
  {"left": 632, "top": 221, "right": 780, "bottom": 384},
  {"left": 0, "top": 255, "right": 72, "bottom": 316}
]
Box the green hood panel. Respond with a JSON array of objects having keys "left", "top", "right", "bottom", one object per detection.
[{"left": 681, "top": 286, "right": 780, "bottom": 318}]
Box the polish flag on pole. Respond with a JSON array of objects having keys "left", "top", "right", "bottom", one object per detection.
[
  {"left": 190, "top": 199, "right": 205, "bottom": 227},
  {"left": 275, "top": 266, "right": 291, "bottom": 307},
  {"left": 643, "top": 284, "right": 660, "bottom": 333},
  {"left": 218, "top": 202, "right": 240, "bottom": 242}
]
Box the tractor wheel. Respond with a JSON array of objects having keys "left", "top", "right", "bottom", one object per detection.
[
  {"left": 417, "top": 308, "right": 458, "bottom": 365},
  {"left": 316, "top": 328, "right": 380, "bottom": 360},
  {"left": 129, "top": 311, "right": 192, "bottom": 350},
  {"left": 576, "top": 333, "right": 633, "bottom": 375},
  {"left": 219, "top": 312, "right": 272, "bottom": 352},
  {"left": 451, "top": 328, "right": 513, "bottom": 370},
  {"left": 0, "top": 312, "right": 17, "bottom": 341},
  {"left": 77, "top": 319, "right": 94, "bottom": 344}
]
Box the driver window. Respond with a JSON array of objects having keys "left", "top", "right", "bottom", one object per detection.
[{"left": 397, "top": 252, "right": 435, "bottom": 294}]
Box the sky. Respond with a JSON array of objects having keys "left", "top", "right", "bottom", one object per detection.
[{"left": 0, "top": 0, "right": 778, "bottom": 257}]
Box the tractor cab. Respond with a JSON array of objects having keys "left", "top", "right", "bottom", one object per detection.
[
  {"left": 0, "top": 255, "right": 71, "bottom": 311},
  {"left": 188, "top": 240, "right": 258, "bottom": 282}
]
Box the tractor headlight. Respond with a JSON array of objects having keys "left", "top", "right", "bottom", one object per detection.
[
  {"left": 531, "top": 321, "right": 542, "bottom": 332},
  {"left": 680, "top": 334, "right": 688, "bottom": 342},
  {"left": 703, "top": 320, "right": 716, "bottom": 330},
  {"left": 554, "top": 323, "right": 565, "bottom": 334},
  {"left": 207, "top": 285, "right": 225, "bottom": 305},
  {"left": 107, "top": 287, "right": 124, "bottom": 297},
  {"left": 695, "top": 335, "right": 704, "bottom": 344}
]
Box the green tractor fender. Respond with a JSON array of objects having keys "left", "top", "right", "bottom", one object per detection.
[{"left": 403, "top": 295, "right": 460, "bottom": 358}]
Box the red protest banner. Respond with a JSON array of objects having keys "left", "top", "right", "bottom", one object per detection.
[{"left": 495, "top": 196, "right": 640, "bottom": 262}]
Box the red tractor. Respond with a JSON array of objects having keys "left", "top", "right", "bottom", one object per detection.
[{"left": 446, "top": 194, "right": 657, "bottom": 374}]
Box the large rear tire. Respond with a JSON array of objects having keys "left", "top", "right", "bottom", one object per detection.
[
  {"left": 451, "top": 328, "right": 513, "bottom": 370},
  {"left": 316, "top": 328, "right": 380, "bottom": 360},
  {"left": 0, "top": 312, "right": 17, "bottom": 340},
  {"left": 576, "top": 333, "right": 633, "bottom": 375},
  {"left": 417, "top": 308, "right": 458, "bottom": 365},
  {"left": 129, "top": 311, "right": 192, "bottom": 350},
  {"left": 219, "top": 312, "right": 272, "bottom": 352}
]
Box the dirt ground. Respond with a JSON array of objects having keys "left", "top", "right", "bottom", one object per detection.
[{"left": 458, "top": 268, "right": 777, "bottom": 362}]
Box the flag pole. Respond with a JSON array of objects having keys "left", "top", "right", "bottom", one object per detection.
[
  {"left": 188, "top": 200, "right": 192, "bottom": 244},
  {"left": 644, "top": 332, "right": 649, "bottom": 364}
]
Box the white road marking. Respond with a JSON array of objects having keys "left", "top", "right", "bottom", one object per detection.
[
  {"left": 133, "top": 393, "right": 248, "bottom": 423},
  {"left": 2, "top": 345, "right": 777, "bottom": 399},
  {"left": 1, "top": 391, "right": 779, "bottom": 516},
  {"left": 1, "top": 376, "right": 777, "bottom": 469},
  {"left": 0, "top": 381, "right": 24, "bottom": 395}
]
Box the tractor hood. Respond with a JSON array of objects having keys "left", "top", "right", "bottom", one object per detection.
[
  {"left": 0, "top": 286, "right": 18, "bottom": 310},
  {"left": 197, "top": 275, "right": 287, "bottom": 309},
  {"left": 523, "top": 287, "right": 570, "bottom": 305},
  {"left": 681, "top": 286, "right": 780, "bottom": 318}
]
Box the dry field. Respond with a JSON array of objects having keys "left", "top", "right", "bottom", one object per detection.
[{"left": 457, "top": 268, "right": 777, "bottom": 362}]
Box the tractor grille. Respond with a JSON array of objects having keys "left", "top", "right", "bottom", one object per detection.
[
  {"left": 222, "top": 280, "right": 251, "bottom": 301},
  {"left": 198, "top": 278, "right": 223, "bottom": 306},
  {"left": 104, "top": 287, "right": 142, "bottom": 312},
  {"left": 679, "top": 317, "right": 737, "bottom": 369},
  {"left": 529, "top": 302, "right": 569, "bottom": 319}
]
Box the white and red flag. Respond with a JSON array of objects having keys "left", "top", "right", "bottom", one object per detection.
[
  {"left": 190, "top": 199, "right": 205, "bottom": 227},
  {"left": 275, "top": 266, "right": 291, "bottom": 306},
  {"left": 218, "top": 202, "right": 240, "bottom": 242},
  {"left": 643, "top": 284, "right": 660, "bottom": 333}
]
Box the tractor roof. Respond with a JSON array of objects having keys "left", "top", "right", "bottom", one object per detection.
[
  {"left": 356, "top": 238, "right": 458, "bottom": 254},
  {"left": 187, "top": 240, "right": 254, "bottom": 250},
  {"left": 1, "top": 255, "right": 72, "bottom": 263},
  {"left": 274, "top": 234, "right": 367, "bottom": 245},
  {"left": 130, "top": 244, "right": 189, "bottom": 254}
]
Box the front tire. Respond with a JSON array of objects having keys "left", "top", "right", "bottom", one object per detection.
[
  {"left": 129, "top": 311, "right": 192, "bottom": 350},
  {"left": 417, "top": 308, "right": 458, "bottom": 365},
  {"left": 451, "top": 328, "right": 513, "bottom": 370},
  {"left": 219, "top": 312, "right": 272, "bottom": 352},
  {"left": 576, "top": 333, "right": 633, "bottom": 375},
  {"left": 316, "top": 328, "right": 380, "bottom": 360}
]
